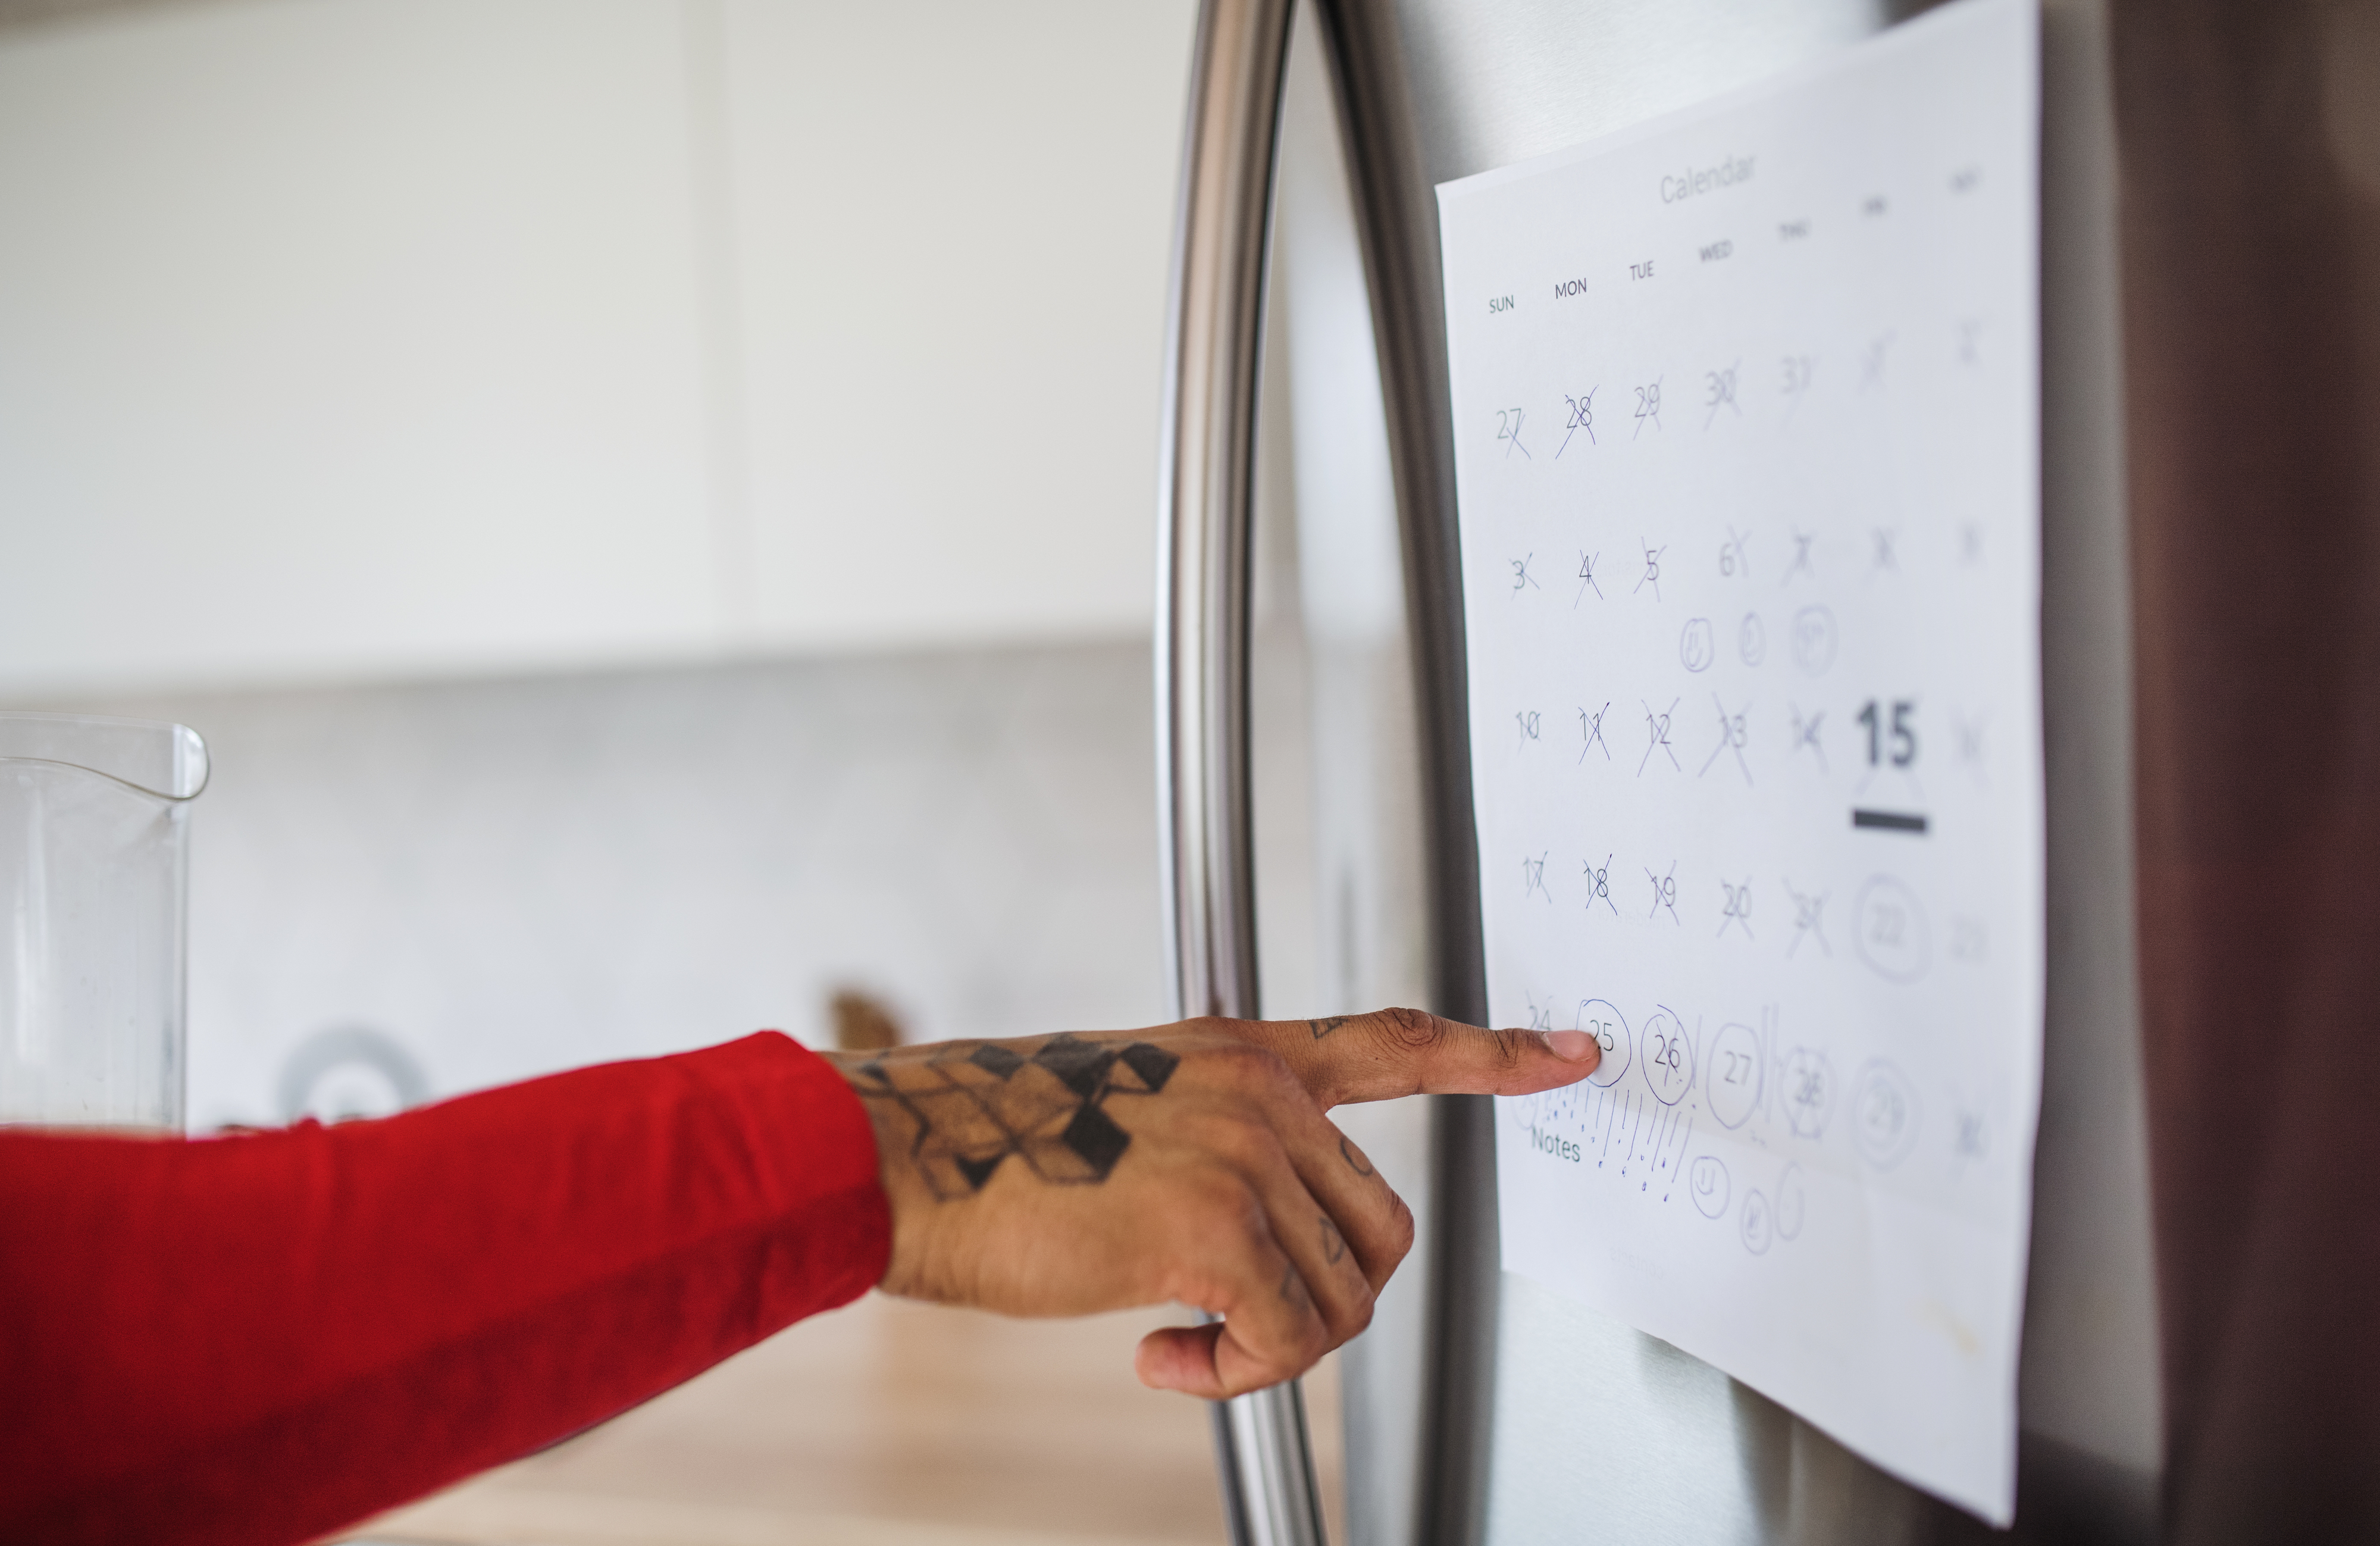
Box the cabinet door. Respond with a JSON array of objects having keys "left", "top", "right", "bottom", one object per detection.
[{"left": 0, "top": 0, "right": 724, "bottom": 693}]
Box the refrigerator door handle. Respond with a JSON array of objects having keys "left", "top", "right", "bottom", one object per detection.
[{"left": 1155, "top": 1, "right": 1326, "bottom": 1544}]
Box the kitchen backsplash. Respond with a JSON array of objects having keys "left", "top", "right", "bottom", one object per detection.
[{"left": 62, "top": 641, "right": 1173, "bottom": 1132}]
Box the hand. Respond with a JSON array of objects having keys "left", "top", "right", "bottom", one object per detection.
[{"left": 823, "top": 1008, "right": 1599, "bottom": 1399}]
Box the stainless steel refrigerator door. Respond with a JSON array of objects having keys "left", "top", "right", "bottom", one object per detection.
[
  {"left": 1362, "top": 2, "right": 2161, "bottom": 1539},
  {"left": 1161, "top": 0, "right": 2160, "bottom": 1541}
]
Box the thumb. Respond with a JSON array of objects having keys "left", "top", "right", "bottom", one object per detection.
[{"left": 1250, "top": 1007, "right": 1599, "bottom": 1109}]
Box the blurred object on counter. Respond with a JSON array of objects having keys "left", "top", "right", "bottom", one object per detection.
[
  {"left": 277, "top": 1025, "right": 430, "bottom": 1124},
  {"left": 0, "top": 712, "right": 208, "bottom": 1131},
  {"left": 830, "top": 990, "right": 906, "bottom": 1053}
]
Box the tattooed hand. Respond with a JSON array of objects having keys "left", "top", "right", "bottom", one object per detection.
[{"left": 823, "top": 1008, "right": 1599, "bottom": 1400}]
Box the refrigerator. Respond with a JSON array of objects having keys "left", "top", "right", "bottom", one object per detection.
[{"left": 1156, "top": 0, "right": 2379, "bottom": 1542}]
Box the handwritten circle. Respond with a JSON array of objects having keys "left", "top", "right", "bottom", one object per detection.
[
  {"left": 1575, "top": 998, "right": 1631, "bottom": 1088},
  {"left": 1738, "top": 612, "right": 1767, "bottom": 666},
  {"left": 1790, "top": 605, "right": 1838, "bottom": 675},
  {"left": 1689, "top": 1154, "right": 1730, "bottom": 1219},
  {"left": 1640, "top": 1006, "right": 1694, "bottom": 1106},
  {"left": 1706, "top": 1022, "right": 1761, "bottom": 1129},
  {"left": 1740, "top": 1188, "right": 1774, "bottom": 1254},
  {"left": 1852, "top": 1060, "right": 1922, "bottom": 1170},
  {"left": 1854, "top": 875, "right": 1931, "bottom": 984},
  {"left": 1782, "top": 1047, "right": 1835, "bottom": 1139},
  {"left": 1680, "top": 618, "right": 1716, "bottom": 673}
]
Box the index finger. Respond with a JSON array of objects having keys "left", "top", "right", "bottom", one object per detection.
[{"left": 1241, "top": 1007, "right": 1600, "bottom": 1108}]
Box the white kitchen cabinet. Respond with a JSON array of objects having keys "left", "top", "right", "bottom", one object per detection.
[
  {"left": 0, "top": 0, "right": 1192, "bottom": 696},
  {"left": 721, "top": 0, "right": 1193, "bottom": 653}
]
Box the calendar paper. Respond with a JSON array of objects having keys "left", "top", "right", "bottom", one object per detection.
[{"left": 1440, "top": 0, "right": 2041, "bottom": 1519}]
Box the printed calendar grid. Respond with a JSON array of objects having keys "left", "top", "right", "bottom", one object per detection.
[{"left": 1440, "top": 0, "right": 2041, "bottom": 1520}]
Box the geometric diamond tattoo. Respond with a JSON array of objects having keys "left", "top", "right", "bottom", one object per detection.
[{"left": 850, "top": 1033, "right": 1182, "bottom": 1200}]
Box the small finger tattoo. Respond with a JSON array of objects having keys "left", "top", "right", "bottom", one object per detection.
[
  {"left": 1278, "top": 1260, "right": 1309, "bottom": 1309},
  {"left": 1308, "top": 1015, "right": 1352, "bottom": 1041},
  {"left": 1320, "top": 1216, "right": 1348, "bottom": 1266},
  {"left": 1339, "top": 1135, "right": 1376, "bottom": 1178}
]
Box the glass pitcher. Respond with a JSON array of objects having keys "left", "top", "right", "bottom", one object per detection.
[{"left": 0, "top": 712, "right": 208, "bottom": 1131}]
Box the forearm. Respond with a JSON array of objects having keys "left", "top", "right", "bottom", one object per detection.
[{"left": 0, "top": 1032, "right": 888, "bottom": 1546}]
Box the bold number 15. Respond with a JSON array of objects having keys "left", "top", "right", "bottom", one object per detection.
[{"left": 1857, "top": 699, "right": 1917, "bottom": 767}]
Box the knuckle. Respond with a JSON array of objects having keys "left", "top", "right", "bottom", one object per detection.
[
  {"left": 1254, "top": 1055, "right": 1310, "bottom": 1109},
  {"left": 1210, "top": 1039, "right": 1292, "bottom": 1093},
  {"left": 1200, "top": 1110, "right": 1284, "bottom": 1171},
  {"left": 1188, "top": 1171, "right": 1263, "bottom": 1235},
  {"left": 1385, "top": 1191, "right": 1417, "bottom": 1259},
  {"left": 1267, "top": 1310, "right": 1326, "bottom": 1373},
  {"left": 1372, "top": 1006, "right": 1448, "bottom": 1054},
  {"left": 1257, "top": 1051, "right": 1314, "bottom": 1113},
  {"left": 1329, "top": 1269, "right": 1376, "bottom": 1334}
]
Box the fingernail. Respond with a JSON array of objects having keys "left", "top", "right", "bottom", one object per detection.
[{"left": 1546, "top": 1029, "right": 1599, "bottom": 1062}]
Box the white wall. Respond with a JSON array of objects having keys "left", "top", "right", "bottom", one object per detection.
[{"left": 0, "top": 0, "right": 1193, "bottom": 696}]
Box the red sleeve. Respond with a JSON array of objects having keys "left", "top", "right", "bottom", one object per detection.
[{"left": 0, "top": 1030, "right": 890, "bottom": 1546}]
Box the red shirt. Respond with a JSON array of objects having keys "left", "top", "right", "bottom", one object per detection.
[{"left": 0, "top": 1032, "right": 890, "bottom": 1545}]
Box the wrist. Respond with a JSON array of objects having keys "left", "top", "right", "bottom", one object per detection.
[{"left": 821, "top": 1050, "right": 941, "bottom": 1294}]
